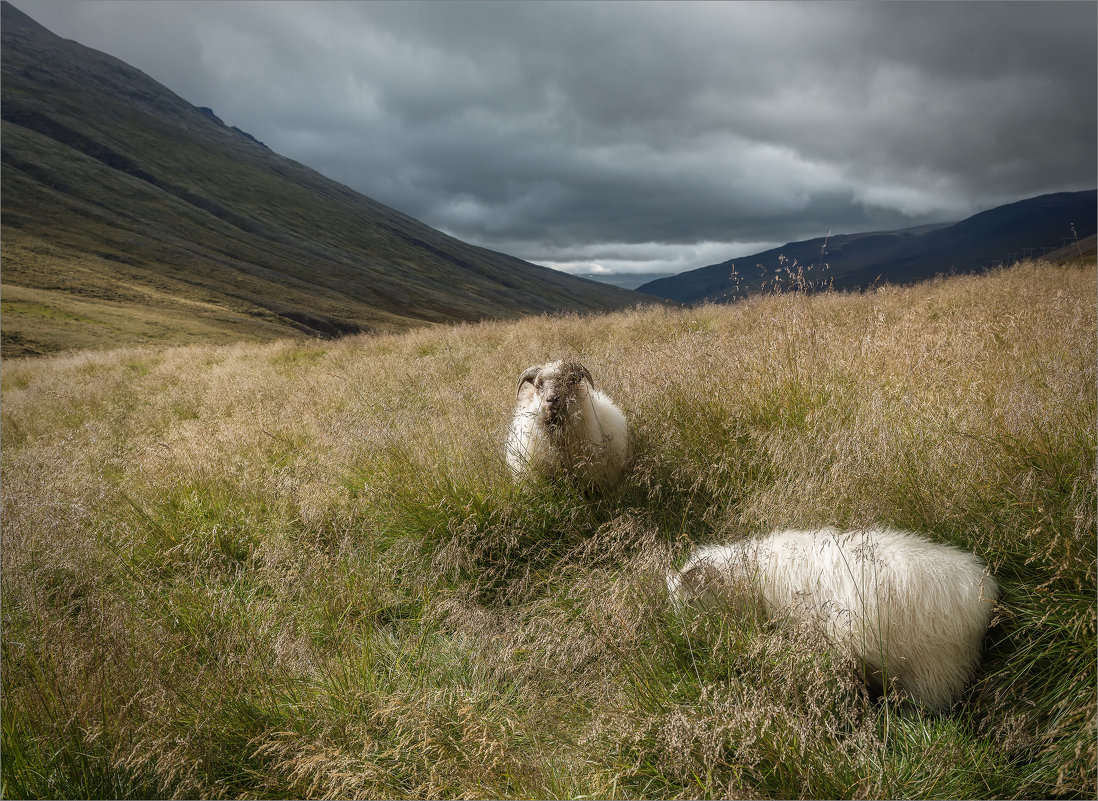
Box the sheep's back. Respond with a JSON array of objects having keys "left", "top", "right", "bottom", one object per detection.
[{"left": 757, "top": 528, "right": 995, "bottom": 631}]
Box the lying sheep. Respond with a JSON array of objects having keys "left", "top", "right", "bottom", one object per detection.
[
  {"left": 505, "top": 359, "right": 631, "bottom": 487},
  {"left": 667, "top": 527, "right": 998, "bottom": 710}
]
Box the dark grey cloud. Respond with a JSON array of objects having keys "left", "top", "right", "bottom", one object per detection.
[{"left": 17, "top": 1, "right": 1097, "bottom": 274}]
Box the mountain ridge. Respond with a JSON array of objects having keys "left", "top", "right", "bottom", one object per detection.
[
  {"left": 637, "top": 189, "right": 1097, "bottom": 303},
  {"left": 0, "top": 1, "right": 644, "bottom": 357}
]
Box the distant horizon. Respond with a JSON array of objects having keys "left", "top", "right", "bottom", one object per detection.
[{"left": 573, "top": 271, "right": 677, "bottom": 290}]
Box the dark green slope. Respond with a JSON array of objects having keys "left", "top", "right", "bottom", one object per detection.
[
  {"left": 638, "top": 190, "right": 1097, "bottom": 304},
  {"left": 0, "top": 1, "right": 642, "bottom": 356}
]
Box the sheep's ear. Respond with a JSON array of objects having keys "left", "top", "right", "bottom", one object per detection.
[{"left": 517, "top": 366, "right": 541, "bottom": 396}]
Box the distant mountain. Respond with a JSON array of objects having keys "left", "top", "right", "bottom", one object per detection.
[
  {"left": 637, "top": 190, "right": 1097, "bottom": 304},
  {"left": 578, "top": 272, "right": 677, "bottom": 290},
  {"left": 0, "top": 1, "right": 643, "bottom": 357}
]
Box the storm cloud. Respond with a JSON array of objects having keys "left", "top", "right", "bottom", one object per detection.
[{"left": 16, "top": 1, "right": 1098, "bottom": 274}]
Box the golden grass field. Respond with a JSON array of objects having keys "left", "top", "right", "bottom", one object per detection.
[{"left": 2, "top": 259, "right": 1095, "bottom": 798}]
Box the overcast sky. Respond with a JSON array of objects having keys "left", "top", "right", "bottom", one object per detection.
[{"left": 16, "top": 1, "right": 1098, "bottom": 275}]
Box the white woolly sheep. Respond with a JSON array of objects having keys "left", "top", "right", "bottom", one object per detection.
[
  {"left": 667, "top": 527, "right": 998, "bottom": 710},
  {"left": 505, "top": 359, "right": 631, "bottom": 487}
]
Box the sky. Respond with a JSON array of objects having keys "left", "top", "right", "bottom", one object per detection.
[{"left": 16, "top": 0, "right": 1098, "bottom": 276}]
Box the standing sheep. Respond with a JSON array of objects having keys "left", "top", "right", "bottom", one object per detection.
[
  {"left": 667, "top": 527, "right": 998, "bottom": 710},
  {"left": 505, "top": 359, "right": 631, "bottom": 488}
]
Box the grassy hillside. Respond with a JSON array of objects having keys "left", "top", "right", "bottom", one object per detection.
[
  {"left": 0, "top": 1, "right": 641, "bottom": 358},
  {"left": 2, "top": 259, "right": 1095, "bottom": 799}
]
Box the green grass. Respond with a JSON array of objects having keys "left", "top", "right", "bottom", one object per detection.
[{"left": 1, "top": 260, "right": 1095, "bottom": 798}]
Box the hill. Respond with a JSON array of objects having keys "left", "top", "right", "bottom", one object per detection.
[
  {"left": 0, "top": 1, "right": 643, "bottom": 358},
  {"left": 2, "top": 259, "right": 1093, "bottom": 799},
  {"left": 637, "top": 190, "right": 1097, "bottom": 303}
]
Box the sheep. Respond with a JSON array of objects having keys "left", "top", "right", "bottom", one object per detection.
[
  {"left": 667, "top": 526, "right": 998, "bottom": 710},
  {"left": 505, "top": 359, "right": 631, "bottom": 488}
]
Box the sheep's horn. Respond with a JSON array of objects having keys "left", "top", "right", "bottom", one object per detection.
[
  {"left": 517, "top": 365, "right": 541, "bottom": 396},
  {"left": 579, "top": 365, "right": 594, "bottom": 388}
]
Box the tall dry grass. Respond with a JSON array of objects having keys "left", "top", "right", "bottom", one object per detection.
[{"left": 2, "top": 259, "right": 1094, "bottom": 798}]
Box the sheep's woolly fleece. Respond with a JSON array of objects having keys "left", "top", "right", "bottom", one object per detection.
[
  {"left": 505, "top": 359, "right": 631, "bottom": 488},
  {"left": 667, "top": 527, "right": 998, "bottom": 710}
]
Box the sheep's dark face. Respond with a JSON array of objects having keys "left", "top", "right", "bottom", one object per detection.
[{"left": 518, "top": 360, "right": 594, "bottom": 428}]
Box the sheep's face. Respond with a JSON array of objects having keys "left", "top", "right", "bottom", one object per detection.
[
  {"left": 669, "top": 553, "right": 764, "bottom": 617},
  {"left": 518, "top": 360, "right": 594, "bottom": 429}
]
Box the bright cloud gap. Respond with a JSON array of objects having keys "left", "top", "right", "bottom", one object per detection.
[{"left": 440, "top": 235, "right": 784, "bottom": 276}]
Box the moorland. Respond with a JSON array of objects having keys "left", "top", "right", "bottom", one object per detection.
[{"left": 2, "top": 258, "right": 1094, "bottom": 799}]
